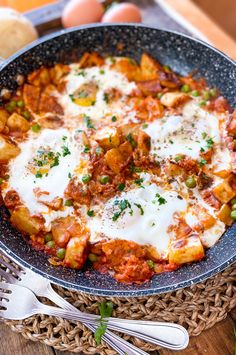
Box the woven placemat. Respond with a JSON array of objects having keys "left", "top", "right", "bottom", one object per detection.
[{"left": 4, "top": 263, "right": 236, "bottom": 354}]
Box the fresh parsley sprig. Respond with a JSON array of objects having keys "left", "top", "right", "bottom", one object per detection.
[{"left": 94, "top": 301, "right": 113, "bottom": 345}]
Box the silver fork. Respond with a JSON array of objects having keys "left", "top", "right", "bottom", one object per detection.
[{"left": 0, "top": 255, "right": 189, "bottom": 351}]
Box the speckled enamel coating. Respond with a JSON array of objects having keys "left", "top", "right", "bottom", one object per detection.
[{"left": 0, "top": 24, "right": 235, "bottom": 296}]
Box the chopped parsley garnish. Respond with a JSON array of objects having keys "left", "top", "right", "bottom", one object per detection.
[
  {"left": 201, "top": 132, "right": 207, "bottom": 139},
  {"left": 87, "top": 210, "right": 95, "bottom": 217},
  {"left": 84, "top": 115, "right": 95, "bottom": 129},
  {"left": 103, "top": 92, "right": 110, "bottom": 104},
  {"left": 69, "top": 94, "right": 75, "bottom": 102},
  {"left": 68, "top": 172, "right": 72, "bottom": 179},
  {"left": 199, "top": 158, "right": 207, "bottom": 166},
  {"left": 154, "top": 193, "right": 167, "bottom": 205},
  {"left": 134, "top": 203, "right": 144, "bottom": 215},
  {"left": 99, "top": 69, "right": 105, "bottom": 75},
  {"left": 134, "top": 178, "right": 144, "bottom": 188},
  {"left": 112, "top": 199, "right": 133, "bottom": 221},
  {"left": 94, "top": 301, "right": 113, "bottom": 345},
  {"left": 200, "top": 147, "right": 205, "bottom": 152},
  {"left": 130, "top": 164, "right": 142, "bottom": 173},
  {"left": 142, "top": 123, "right": 148, "bottom": 129},
  {"left": 50, "top": 154, "right": 60, "bottom": 168},
  {"left": 77, "top": 70, "right": 85, "bottom": 76},
  {"left": 61, "top": 145, "right": 71, "bottom": 157},
  {"left": 118, "top": 183, "right": 125, "bottom": 191},
  {"left": 111, "top": 115, "right": 117, "bottom": 122},
  {"left": 126, "top": 133, "right": 137, "bottom": 148},
  {"left": 35, "top": 171, "right": 42, "bottom": 178},
  {"left": 169, "top": 139, "right": 174, "bottom": 144},
  {"left": 84, "top": 145, "right": 90, "bottom": 153},
  {"left": 206, "top": 137, "right": 214, "bottom": 149}
]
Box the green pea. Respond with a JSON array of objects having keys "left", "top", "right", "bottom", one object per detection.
[
  {"left": 174, "top": 154, "right": 184, "bottom": 162},
  {"left": 95, "top": 147, "right": 103, "bottom": 155},
  {"left": 231, "top": 198, "right": 236, "bottom": 206},
  {"left": 88, "top": 253, "right": 98, "bottom": 262},
  {"left": 185, "top": 176, "right": 196, "bottom": 189},
  {"left": 6, "top": 101, "right": 16, "bottom": 112},
  {"left": 46, "top": 240, "right": 55, "bottom": 248},
  {"left": 17, "top": 100, "right": 24, "bottom": 107},
  {"left": 31, "top": 124, "right": 41, "bottom": 133},
  {"left": 181, "top": 84, "right": 190, "bottom": 93},
  {"left": 191, "top": 90, "right": 200, "bottom": 97},
  {"left": 199, "top": 100, "right": 207, "bottom": 106},
  {"left": 209, "top": 88, "right": 217, "bottom": 97},
  {"left": 45, "top": 233, "right": 53, "bottom": 243},
  {"left": 230, "top": 210, "right": 236, "bottom": 220},
  {"left": 147, "top": 260, "right": 155, "bottom": 269},
  {"left": 231, "top": 204, "right": 236, "bottom": 211},
  {"left": 82, "top": 174, "right": 91, "bottom": 183},
  {"left": 23, "top": 111, "right": 31, "bottom": 120},
  {"left": 56, "top": 248, "right": 66, "bottom": 260},
  {"left": 100, "top": 175, "right": 110, "bottom": 184},
  {"left": 65, "top": 199, "right": 73, "bottom": 206},
  {"left": 203, "top": 91, "right": 210, "bottom": 100}
]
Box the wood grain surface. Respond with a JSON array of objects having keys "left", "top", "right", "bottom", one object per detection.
[{"left": 1, "top": 309, "right": 235, "bottom": 355}]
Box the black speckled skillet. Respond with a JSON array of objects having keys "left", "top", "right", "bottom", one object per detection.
[{"left": 0, "top": 24, "right": 235, "bottom": 296}]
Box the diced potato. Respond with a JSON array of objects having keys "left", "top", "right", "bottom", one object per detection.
[
  {"left": 118, "top": 141, "right": 133, "bottom": 161},
  {"left": 146, "top": 246, "right": 161, "bottom": 261},
  {"left": 196, "top": 207, "right": 216, "bottom": 229},
  {"left": 117, "top": 123, "right": 139, "bottom": 140},
  {"left": 164, "top": 162, "right": 182, "bottom": 176},
  {"left": 105, "top": 148, "right": 124, "bottom": 174},
  {"left": 28, "top": 67, "right": 51, "bottom": 87},
  {"left": 213, "top": 181, "right": 236, "bottom": 203},
  {"left": 137, "top": 130, "right": 151, "bottom": 155},
  {"left": 73, "top": 82, "right": 98, "bottom": 107},
  {"left": 79, "top": 52, "right": 104, "bottom": 68},
  {"left": 38, "top": 93, "right": 64, "bottom": 115},
  {"left": 217, "top": 204, "right": 233, "bottom": 225},
  {"left": 49, "top": 64, "right": 70, "bottom": 85},
  {"left": 10, "top": 206, "right": 42, "bottom": 235},
  {"left": 105, "top": 141, "right": 133, "bottom": 173},
  {"left": 7, "top": 112, "right": 30, "bottom": 132},
  {"left": 0, "top": 108, "right": 9, "bottom": 132},
  {"left": 64, "top": 235, "right": 89, "bottom": 269},
  {"left": 23, "top": 84, "right": 40, "bottom": 113},
  {"left": 94, "top": 127, "right": 120, "bottom": 150},
  {"left": 169, "top": 234, "right": 204, "bottom": 264},
  {"left": 140, "top": 53, "right": 161, "bottom": 80},
  {"left": 51, "top": 216, "right": 82, "bottom": 248},
  {"left": 160, "top": 92, "right": 189, "bottom": 108},
  {"left": 137, "top": 79, "right": 162, "bottom": 96},
  {"left": 0, "top": 134, "right": 20, "bottom": 162},
  {"left": 111, "top": 58, "right": 141, "bottom": 81}
]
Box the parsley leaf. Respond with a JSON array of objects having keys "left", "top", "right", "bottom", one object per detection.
[
  {"left": 154, "top": 193, "right": 167, "bottom": 205},
  {"left": 94, "top": 301, "right": 113, "bottom": 345},
  {"left": 134, "top": 178, "right": 144, "bottom": 188},
  {"left": 134, "top": 203, "right": 144, "bottom": 215},
  {"left": 112, "top": 199, "right": 132, "bottom": 221},
  {"left": 84, "top": 115, "right": 95, "bottom": 129}
]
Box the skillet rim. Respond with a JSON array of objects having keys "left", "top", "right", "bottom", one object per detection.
[{"left": 0, "top": 23, "right": 235, "bottom": 296}]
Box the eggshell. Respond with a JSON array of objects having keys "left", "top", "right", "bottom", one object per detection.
[
  {"left": 0, "top": 7, "right": 38, "bottom": 59},
  {"left": 62, "top": 0, "right": 104, "bottom": 28},
  {"left": 102, "top": 3, "right": 142, "bottom": 23}
]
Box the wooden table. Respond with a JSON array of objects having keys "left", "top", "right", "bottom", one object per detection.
[{"left": 0, "top": 1, "right": 235, "bottom": 354}]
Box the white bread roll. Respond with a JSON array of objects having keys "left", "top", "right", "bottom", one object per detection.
[{"left": 0, "top": 8, "right": 38, "bottom": 59}]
